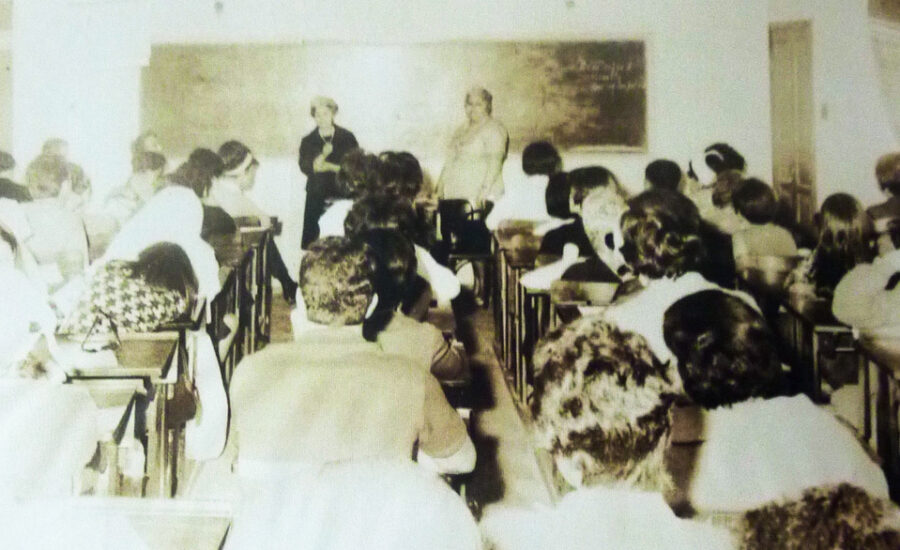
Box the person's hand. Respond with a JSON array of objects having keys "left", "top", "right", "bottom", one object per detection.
[
  {"left": 322, "top": 142, "right": 334, "bottom": 157},
  {"left": 312, "top": 153, "right": 328, "bottom": 173}
]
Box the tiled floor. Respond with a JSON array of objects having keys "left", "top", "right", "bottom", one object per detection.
[{"left": 268, "top": 289, "right": 553, "bottom": 513}]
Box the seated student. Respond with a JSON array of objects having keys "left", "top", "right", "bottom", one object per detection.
[
  {"left": 603, "top": 188, "right": 758, "bottom": 364},
  {"left": 663, "top": 290, "right": 888, "bottom": 513},
  {"left": 740, "top": 483, "right": 900, "bottom": 550},
  {"left": 345, "top": 194, "right": 460, "bottom": 305},
  {"left": 684, "top": 143, "right": 748, "bottom": 235},
  {"left": 0, "top": 226, "right": 57, "bottom": 374},
  {"left": 104, "top": 151, "right": 167, "bottom": 229},
  {"left": 24, "top": 139, "right": 91, "bottom": 212},
  {"left": 231, "top": 236, "right": 475, "bottom": 475},
  {"left": 485, "top": 140, "right": 561, "bottom": 231},
  {"left": 214, "top": 140, "right": 298, "bottom": 303},
  {"left": 644, "top": 158, "right": 683, "bottom": 192},
  {"left": 480, "top": 318, "right": 734, "bottom": 550},
  {"left": 57, "top": 242, "right": 197, "bottom": 336},
  {"left": 167, "top": 149, "right": 237, "bottom": 240},
  {"left": 0, "top": 152, "right": 31, "bottom": 202},
  {"left": 362, "top": 228, "right": 467, "bottom": 381},
  {"left": 730, "top": 178, "right": 798, "bottom": 261},
  {"left": 868, "top": 151, "right": 900, "bottom": 255},
  {"left": 539, "top": 166, "right": 627, "bottom": 258},
  {"left": 786, "top": 193, "right": 875, "bottom": 298}
]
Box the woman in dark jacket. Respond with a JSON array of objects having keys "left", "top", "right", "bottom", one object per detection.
[{"left": 298, "top": 96, "right": 358, "bottom": 249}]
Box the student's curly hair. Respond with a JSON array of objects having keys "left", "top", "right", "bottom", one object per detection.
[
  {"left": 378, "top": 151, "right": 423, "bottom": 201},
  {"left": 532, "top": 317, "right": 676, "bottom": 492},
  {"left": 298, "top": 237, "right": 374, "bottom": 326},
  {"left": 343, "top": 194, "right": 423, "bottom": 246},
  {"left": 337, "top": 148, "right": 383, "bottom": 199},
  {"left": 809, "top": 193, "right": 875, "bottom": 292},
  {"left": 619, "top": 189, "right": 707, "bottom": 279},
  {"left": 663, "top": 290, "right": 786, "bottom": 408},
  {"left": 741, "top": 484, "right": 900, "bottom": 550},
  {"left": 360, "top": 228, "right": 418, "bottom": 342}
]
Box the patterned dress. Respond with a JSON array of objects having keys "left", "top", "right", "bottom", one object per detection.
[{"left": 57, "top": 261, "right": 186, "bottom": 335}]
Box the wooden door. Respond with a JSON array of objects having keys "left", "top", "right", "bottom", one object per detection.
[{"left": 770, "top": 21, "right": 816, "bottom": 226}]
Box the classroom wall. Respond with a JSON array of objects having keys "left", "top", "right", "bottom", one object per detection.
[{"left": 770, "top": 0, "right": 900, "bottom": 206}]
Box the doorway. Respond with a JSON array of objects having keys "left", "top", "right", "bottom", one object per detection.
[{"left": 769, "top": 20, "right": 816, "bottom": 227}]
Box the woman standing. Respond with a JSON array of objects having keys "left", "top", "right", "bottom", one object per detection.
[
  {"left": 436, "top": 87, "right": 509, "bottom": 206},
  {"left": 298, "top": 96, "right": 358, "bottom": 249}
]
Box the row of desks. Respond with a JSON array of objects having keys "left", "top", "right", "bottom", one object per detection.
[{"left": 59, "top": 226, "right": 274, "bottom": 499}]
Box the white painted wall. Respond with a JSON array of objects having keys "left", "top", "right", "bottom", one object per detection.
[{"left": 770, "top": 0, "right": 900, "bottom": 206}]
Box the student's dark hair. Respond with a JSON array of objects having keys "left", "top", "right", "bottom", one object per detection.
[
  {"left": 131, "top": 151, "right": 166, "bottom": 174},
  {"left": 217, "top": 140, "right": 253, "bottom": 172},
  {"left": 360, "top": 228, "right": 418, "bottom": 342},
  {"left": 569, "top": 166, "right": 624, "bottom": 207},
  {"left": 619, "top": 189, "right": 707, "bottom": 279},
  {"left": 188, "top": 148, "right": 225, "bottom": 179},
  {"left": 704, "top": 142, "right": 746, "bottom": 174},
  {"left": 741, "top": 484, "right": 900, "bottom": 550},
  {"left": 522, "top": 141, "right": 561, "bottom": 176},
  {"left": 0, "top": 151, "right": 14, "bottom": 172},
  {"left": 663, "top": 290, "right": 785, "bottom": 408},
  {"left": 811, "top": 193, "right": 875, "bottom": 291},
  {"left": 378, "top": 151, "right": 423, "bottom": 200},
  {"left": 131, "top": 242, "right": 199, "bottom": 309},
  {"left": 344, "top": 194, "right": 422, "bottom": 246},
  {"left": 732, "top": 178, "right": 777, "bottom": 225},
  {"left": 545, "top": 172, "right": 572, "bottom": 218},
  {"left": 25, "top": 154, "right": 69, "bottom": 193},
  {"left": 168, "top": 161, "right": 210, "bottom": 198},
  {"left": 644, "top": 159, "right": 682, "bottom": 191},
  {"left": 876, "top": 151, "right": 900, "bottom": 196},
  {"left": 338, "top": 148, "right": 383, "bottom": 199}
]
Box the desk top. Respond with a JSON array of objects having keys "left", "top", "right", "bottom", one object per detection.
[
  {"left": 58, "top": 336, "right": 178, "bottom": 381},
  {"left": 858, "top": 335, "right": 900, "bottom": 375}
]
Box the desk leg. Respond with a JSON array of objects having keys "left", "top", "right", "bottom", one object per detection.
[
  {"left": 145, "top": 383, "right": 169, "bottom": 497},
  {"left": 862, "top": 353, "right": 872, "bottom": 443},
  {"left": 876, "top": 368, "right": 900, "bottom": 501},
  {"left": 811, "top": 329, "right": 822, "bottom": 402}
]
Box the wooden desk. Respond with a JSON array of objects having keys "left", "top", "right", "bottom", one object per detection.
[
  {"left": 780, "top": 293, "right": 854, "bottom": 402},
  {"left": 856, "top": 336, "right": 900, "bottom": 502},
  {"left": 60, "top": 334, "right": 183, "bottom": 498}
]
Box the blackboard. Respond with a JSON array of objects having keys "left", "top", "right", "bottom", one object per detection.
[{"left": 141, "top": 41, "right": 646, "bottom": 157}]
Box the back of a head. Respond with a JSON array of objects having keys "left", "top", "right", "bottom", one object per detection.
[
  {"left": 0, "top": 151, "right": 14, "bottom": 173},
  {"left": 299, "top": 236, "right": 373, "bottom": 326},
  {"left": 644, "top": 159, "right": 682, "bottom": 192},
  {"left": 188, "top": 148, "right": 225, "bottom": 180},
  {"left": 816, "top": 193, "right": 875, "bottom": 278},
  {"left": 532, "top": 317, "right": 675, "bottom": 492},
  {"left": 344, "top": 194, "right": 419, "bottom": 244},
  {"left": 704, "top": 142, "right": 746, "bottom": 174},
  {"left": 132, "top": 242, "right": 198, "bottom": 307},
  {"left": 41, "top": 138, "right": 69, "bottom": 158},
  {"left": 24, "top": 154, "right": 69, "bottom": 197},
  {"left": 741, "top": 484, "right": 900, "bottom": 550},
  {"left": 132, "top": 131, "right": 161, "bottom": 156},
  {"left": 361, "top": 228, "right": 417, "bottom": 341},
  {"left": 568, "top": 166, "right": 624, "bottom": 208},
  {"left": 338, "top": 148, "right": 383, "bottom": 199},
  {"left": 131, "top": 151, "right": 166, "bottom": 174},
  {"left": 378, "top": 151, "right": 423, "bottom": 201},
  {"left": 710, "top": 169, "right": 746, "bottom": 208},
  {"left": 876, "top": 151, "right": 900, "bottom": 197},
  {"left": 732, "top": 178, "right": 777, "bottom": 225},
  {"left": 663, "top": 290, "right": 785, "bottom": 408},
  {"left": 522, "top": 141, "right": 562, "bottom": 176},
  {"left": 168, "top": 161, "right": 208, "bottom": 198},
  {"left": 217, "top": 140, "right": 252, "bottom": 172},
  {"left": 619, "top": 188, "right": 707, "bottom": 279}
]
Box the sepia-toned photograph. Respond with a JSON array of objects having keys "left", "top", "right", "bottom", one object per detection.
[{"left": 1, "top": 0, "right": 900, "bottom": 548}]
